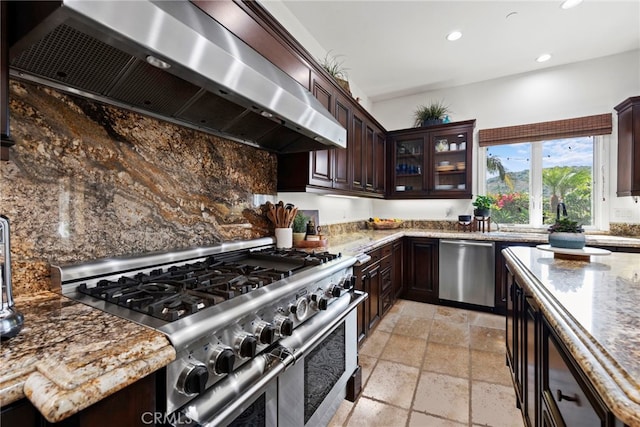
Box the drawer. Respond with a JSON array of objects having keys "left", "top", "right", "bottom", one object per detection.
[
  {"left": 380, "top": 244, "right": 392, "bottom": 258},
  {"left": 367, "top": 248, "right": 381, "bottom": 264},
  {"left": 380, "top": 254, "right": 392, "bottom": 271},
  {"left": 545, "top": 330, "right": 606, "bottom": 427}
]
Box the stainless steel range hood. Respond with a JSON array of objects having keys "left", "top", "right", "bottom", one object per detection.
[{"left": 7, "top": 0, "right": 346, "bottom": 153}]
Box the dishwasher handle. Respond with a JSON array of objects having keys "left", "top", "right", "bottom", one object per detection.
[{"left": 440, "top": 239, "right": 495, "bottom": 248}]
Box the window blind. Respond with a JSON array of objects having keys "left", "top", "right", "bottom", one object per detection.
[{"left": 478, "top": 113, "right": 612, "bottom": 147}]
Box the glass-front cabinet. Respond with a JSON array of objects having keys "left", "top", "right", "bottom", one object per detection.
[{"left": 387, "top": 120, "right": 475, "bottom": 199}]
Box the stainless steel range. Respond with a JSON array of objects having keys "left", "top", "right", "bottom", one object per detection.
[{"left": 52, "top": 237, "right": 366, "bottom": 426}]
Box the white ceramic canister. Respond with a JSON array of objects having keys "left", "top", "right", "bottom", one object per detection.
[{"left": 275, "top": 228, "right": 293, "bottom": 249}]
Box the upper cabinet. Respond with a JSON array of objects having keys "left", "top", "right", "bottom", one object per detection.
[
  {"left": 278, "top": 72, "right": 386, "bottom": 198},
  {"left": 615, "top": 96, "right": 640, "bottom": 197},
  {"left": 388, "top": 120, "right": 475, "bottom": 199}
]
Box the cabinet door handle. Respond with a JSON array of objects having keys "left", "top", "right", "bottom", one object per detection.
[{"left": 556, "top": 389, "right": 579, "bottom": 404}]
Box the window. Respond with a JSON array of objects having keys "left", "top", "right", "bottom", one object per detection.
[
  {"left": 485, "top": 136, "right": 596, "bottom": 228},
  {"left": 478, "top": 114, "right": 611, "bottom": 230}
]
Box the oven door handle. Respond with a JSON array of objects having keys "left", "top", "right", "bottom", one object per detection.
[{"left": 179, "top": 352, "right": 285, "bottom": 427}]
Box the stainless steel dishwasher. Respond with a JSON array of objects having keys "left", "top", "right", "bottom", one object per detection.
[{"left": 438, "top": 239, "right": 495, "bottom": 307}]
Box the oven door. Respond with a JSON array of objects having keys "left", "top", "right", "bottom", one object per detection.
[{"left": 277, "top": 293, "right": 361, "bottom": 427}]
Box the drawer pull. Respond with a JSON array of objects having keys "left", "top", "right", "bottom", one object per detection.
[{"left": 556, "top": 389, "right": 579, "bottom": 404}]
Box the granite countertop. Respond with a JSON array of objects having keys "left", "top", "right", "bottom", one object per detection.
[
  {"left": 0, "top": 291, "right": 175, "bottom": 423},
  {"left": 503, "top": 246, "right": 640, "bottom": 426},
  {"left": 326, "top": 229, "right": 640, "bottom": 256}
]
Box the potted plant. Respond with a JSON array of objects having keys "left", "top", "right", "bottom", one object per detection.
[
  {"left": 319, "top": 51, "right": 351, "bottom": 94},
  {"left": 547, "top": 217, "right": 585, "bottom": 249},
  {"left": 413, "top": 100, "right": 451, "bottom": 127},
  {"left": 292, "top": 211, "right": 309, "bottom": 244},
  {"left": 472, "top": 195, "right": 494, "bottom": 217}
]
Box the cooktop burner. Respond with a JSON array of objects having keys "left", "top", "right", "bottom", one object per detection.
[{"left": 77, "top": 248, "right": 341, "bottom": 322}]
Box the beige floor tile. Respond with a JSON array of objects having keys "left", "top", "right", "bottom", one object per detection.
[
  {"left": 358, "top": 354, "right": 377, "bottom": 387},
  {"left": 423, "top": 342, "right": 470, "bottom": 379},
  {"left": 471, "top": 381, "right": 524, "bottom": 427},
  {"left": 471, "top": 349, "right": 512, "bottom": 386},
  {"left": 428, "top": 319, "right": 470, "bottom": 347},
  {"left": 470, "top": 325, "right": 506, "bottom": 353},
  {"left": 435, "top": 306, "right": 469, "bottom": 323},
  {"left": 380, "top": 334, "right": 427, "bottom": 367},
  {"left": 409, "top": 412, "right": 466, "bottom": 427},
  {"left": 328, "top": 399, "right": 354, "bottom": 427},
  {"left": 359, "top": 330, "right": 391, "bottom": 358},
  {"left": 362, "top": 360, "right": 420, "bottom": 409},
  {"left": 346, "top": 397, "right": 409, "bottom": 427},
  {"left": 413, "top": 372, "right": 470, "bottom": 423},
  {"left": 399, "top": 300, "right": 437, "bottom": 319},
  {"left": 376, "top": 311, "right": 401, "bottom": 333},
  {"left": 469, "top": 311, "right": 506, "bottom": 330},
  {"left": 392, "top": 315, "right": 432, "bottom": 339}
]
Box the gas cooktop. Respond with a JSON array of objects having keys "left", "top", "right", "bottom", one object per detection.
[{"left": 73, "top": 248, "right": 341, "bottom": 322}]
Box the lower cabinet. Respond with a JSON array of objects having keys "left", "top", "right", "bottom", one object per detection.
[
  {"left": 506, "top": 267, "right": 616, "bottom": 427},
  {"left": 402, "top": 238, "right": 439, "bottom": 303},
  {"left": 0, "top": 372, "right": 157, "bottom": 427},
  {"left": 542, "top": 318, "right": 611, "bottom": 427},
  {"left": 355, "top": 242, "right": 400, "bottom": 345},
  {"left": 354, "top": 248, "right": 381, "bottom": 344}
]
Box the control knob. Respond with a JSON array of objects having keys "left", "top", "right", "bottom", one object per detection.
[
  {"left": 274, "top": 315, "right": 294, "bottom": 336},
  {"left": 209, "top": 346, "right": 235, "bottom": 375},
  {"left": 343, "top": 275, "right": 356, "bottom": 290},
  {"left": 235, "top": 334, "right": 258, "bottom": 358},
  {"left": 311, "top": 291, "right": 329, "bottom": 311},
  {"left": 178, "top": 362, "right": 209, "bottom": 396},
  {"left": 330, "top": 284, "right": 342, "bottom": 298},
  {"left": 255, "top": 321, "right": 277, "bottom": 344}
]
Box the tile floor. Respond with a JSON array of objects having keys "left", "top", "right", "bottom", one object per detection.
[{"left": 329, "top": 299, "right": 525, "bottom": 427}]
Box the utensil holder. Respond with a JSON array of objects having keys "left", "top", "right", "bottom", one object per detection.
[{"left": 275, "top": 228, "right": 293, "bottom": 249}]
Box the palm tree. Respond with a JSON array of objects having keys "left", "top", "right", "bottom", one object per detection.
[
  {"left": 487, "top": 155, "right": 513, "bottom": 190},
  {"left": 542, "top": 166, "right": 591, "bottom": 221}
]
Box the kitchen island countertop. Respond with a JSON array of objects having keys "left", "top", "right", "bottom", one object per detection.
[
  {"left": 0, "top": 291, "right": 175, "bottom": 422},
  {"left": 503, "top": 246, "right": 640, "bottom": 426}
]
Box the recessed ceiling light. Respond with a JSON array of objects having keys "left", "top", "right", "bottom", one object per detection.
[
  {"left": 561, "top": 0, "right": 583, "bottom": 9},
  {"left": 536, "top": 54, "right": 552, "bottom": 63},
  {"left": 446, "top": 31, "right": 462, "bottom": 41},
  {"left": 146, "top": 55, "right": 171, "bottom": 69}
]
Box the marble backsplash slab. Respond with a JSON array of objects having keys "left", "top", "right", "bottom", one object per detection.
[{"left": 2, "top": 81, "right": 277, "bottom": 296}]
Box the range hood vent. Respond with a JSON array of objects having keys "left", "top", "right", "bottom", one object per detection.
[{"left": 8, "top": 1, "right": 346, "bottom": 153}]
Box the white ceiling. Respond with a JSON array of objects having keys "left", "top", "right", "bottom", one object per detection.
[{"left": 276, "top": 0, "right": 640, "bottom": 102}]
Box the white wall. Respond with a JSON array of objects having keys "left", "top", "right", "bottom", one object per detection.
[
  {"left": 258, "top": 0, "right": 372, "bottom": 111},
  {"left": 266, "top": 0, "right": 640, "bottom": 226},
  {"left": 373, "top": 50, "right": 640, "bottom": 225}
]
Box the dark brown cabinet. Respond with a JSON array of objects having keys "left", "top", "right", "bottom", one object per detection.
[
  {"left": 542, "top": 318, "right": 611, "bottom": 427},
  {"left": 387, "top": 120, "right": 474, "bottom": 199},
  {"left": 495, "top": 242, "right": 538, "bottom": 315},
  {"left": 506, "top": 263, "right": 617, "bottom": 427},
  {"left": 506, "top": 266, "right": 539, "bottom": 427},
  {"left": 392, "top": 240, "right": 403, "bottom": 299},
  {"left": 402, "top": 238, "right": 439, "bottom": 304},
  {"left": 278, "top": 85, "right": 385, "bottom": 198},
  {"left": 615, "top": 96, "right": 640, "bottom": 197},
  {"left": 354, "top": 247, "right": 381, "bottom": 344},
  {"left": 355, "top": 241, "right": 401, "bottom": 345}
]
